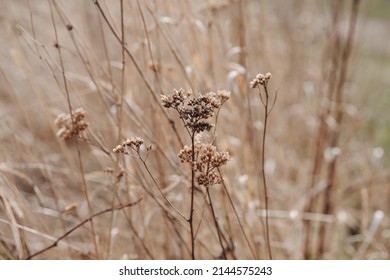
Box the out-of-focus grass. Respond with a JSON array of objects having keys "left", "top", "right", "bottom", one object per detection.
[{"left": 367, "top": 0, "right": 390, "bottom": 19}]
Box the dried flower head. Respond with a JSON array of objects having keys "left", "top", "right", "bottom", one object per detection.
[
  {"left": 161, "top": 88, "right": 191, "bottom": 108},
  {"left": 113, "top": 136, "right": 145, "bottom": 155},
  {"left": 55, "top": 108, "right": 88, "bottom": 140},
  {"left": 178, "top": 143, "right": 230, "bottom": 187},
  {"left": 162, "top": 88, "right": 230, "bottom": 189},
  {"left": 216, "top": 90, "right": 231, "bottom": 103},
  {"left": 161, "top": 89, "right": 230, "bottom": 135},
  {"left": 250, "top": 72, "right": 272, "bottom": 88}
]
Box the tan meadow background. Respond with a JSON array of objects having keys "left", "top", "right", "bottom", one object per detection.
[{"left": 0, "top": 0, "right": 389, "bottom": 260}]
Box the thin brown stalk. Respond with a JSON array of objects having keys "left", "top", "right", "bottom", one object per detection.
[
  {"left": 303, "top": 0, "right": 342, "bottom": 259},
  {"left": 206, "top": 187, "right": 227, "bottom": 259},
  {"left": 316, "top": 0, "right": 360, "bottom": 258},
  {"left": 218, "top": 167, "right": 258, "bottom": 259},
  {"left": 48, "top": 0, "right": 99, "bottom": 259},
  {"left": 138, "top": 153, "right": 187, "bottom": 221},
  {"left": 106, "top": 0, "right": 127, "bottom": 260},
  {"left": 189, "top": 133, "right": 196, "bottom": 259},
  {"left": 113, "top": 192, "right": 154, "bottom": 259},
  {"left": 209, "top": 90, "right": 253, "bottom": 259},
  {"left": 93, "top": 0, "right": 184, "bottom": 148},
  {"left": 259, "top": 85, "right": 272, "bottom": 260},
  {"left": 47, "top": 5, "right": 183, "bottom": 256},
  {"left": 26, "top": 199, "right": 142, "bottom": 260},
  {"left": 143, "top": 2, "right": 195, "bottom": 89},
  {"left": 136, "top": 0, "right": 167, "bottom": 188},
  {"left": 251, "top": 72, "right": 275, "bottom": 260}
]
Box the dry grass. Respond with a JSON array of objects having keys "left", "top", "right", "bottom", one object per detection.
[{"left": 0, "top": 0, "right": 389, "bottom": 260}]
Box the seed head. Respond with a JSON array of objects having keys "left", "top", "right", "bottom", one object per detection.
[
  {"left": 113, "top": 136, "right": 145, "bottom": 154},
  {"left": 54, "top": 108, "right": 88, "bottom": 140},
  {"left": 250, "top": 72, "right": 272, "bottom": 88},
  {"left": 178, "top": 143, "right": 230, "bottom": 187}
]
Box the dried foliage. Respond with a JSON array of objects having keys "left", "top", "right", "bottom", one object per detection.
[{"left": 1, "top": 0, "right": 389, "bottom": 260}]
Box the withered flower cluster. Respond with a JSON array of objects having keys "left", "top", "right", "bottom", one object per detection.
[
  {"left": 113, "top": 136, "right": 145, "bottom": 155},
  {"left": 250, "top": 72, "right": 272, "bottom": 89},
  {"left": 161, "top": 88, "right": 230, "bottom": 135},
  {"left": 162, "top": 88, "right": 230, "bottom": 187},
  {"left": 54, "top": 108, "right": 88, "bottom": 140},
  {"left": 179, "top": 143, "right": 230, "bottom": 187}
]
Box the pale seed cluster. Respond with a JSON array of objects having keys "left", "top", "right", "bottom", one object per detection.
[
  {"left": 54, "top": 108, "right": 88, "bottom": 140},
  {"left": 250, "top": 72, "right": 272, "bottom": 88},
  {"left": 178, "top": 143, "right": 230, "bottom": 187},
  {"left": 113, "top": 136, "right": 145, "bottom": 155},
  {"left": 161, "top": 88, "right": 190, "bottom": 108}
]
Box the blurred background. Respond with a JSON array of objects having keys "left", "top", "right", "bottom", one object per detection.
[{"left": 0, "top": 0, "right": 389, "bottom": 259}]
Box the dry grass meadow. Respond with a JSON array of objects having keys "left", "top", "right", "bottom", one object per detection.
[{"left": 1, "top": 0, "right": 390, "bottom": 260}]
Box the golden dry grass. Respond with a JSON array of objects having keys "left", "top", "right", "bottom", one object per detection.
[{"left": 0, "top": 0, "right": 389, "bottom": 260}]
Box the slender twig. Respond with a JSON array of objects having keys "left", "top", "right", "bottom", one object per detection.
[
  {"left": 143, "top": 2, "right": 195, "bottom": 89},
  {"left": 206, "top": 187, "right": 227, "bottom": 259},
  {"left": 26, "top": 199, "right": 142, "bottom": 260},
  {"left": 189, "top": 132, "right": 196, "bottom": 259},
  {"left": 259, "top": 84, "right": 272, "bottom": 260},
  {"left": 106, "top": 0, "right": 126, "bottom": 260},
  {"left": 251, "top": 72, "right": 274, "bottom": 260},
  {"left": 160, "top": 90, "right": 230, "bottom": 259},
  {"left": 218, "top": 167, "right": 258, "bottom": 259},
  {"left": 49, "top": 0, "right": 99, "bottom": 259},
  {"left": 138, "top": 153, "right": 187, "bottom": 221},
  {"left": 93, "top": 0, "right": 184, "bottom": 148},
  {"left": 303, "top": 0, "right": 342, "bottom": 259},
  {"left": 316, "top": 0, "right": 360, "bottom": 258}
]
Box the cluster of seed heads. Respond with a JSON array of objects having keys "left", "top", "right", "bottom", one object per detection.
[
  {"left": 178, "top": 142, "right": 230, "bottom": 187},
  {"left": 113, "top": 136, "right": 148, "bottom": 155},
  {"left": 161, "top": 88, "right": 190, "bottom": 108},
  {"left": 250, "top": 72, "right": 272, "bottom": 88},
  {"left": 54, "top": 108, "right": 88, "bottom": 140},
  {"left": 161, "top": 88, "right": 230, "bottom": 135},
  {"left": 162, "top": 88, "right": 231, "bottom": 187}
]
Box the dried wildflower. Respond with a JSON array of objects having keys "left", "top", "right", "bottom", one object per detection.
[
  {"left": 55, "top": 108, "right": 88, "bottom": 140},
  {"left": 196, "top": 171, "right": 222, "bottom": 186},
  {"left": 178, "top": 143, "right": 201, "bottom": 164},
  {"left": 161, "top": 89, "right": 230, "bottom": 135},
  {"left": 161, "top": 88, "right": 191, "bottom": 108},
  {"left": 178, "top": 145, "right": 194, "bottom": 164},
  {"left": 113, "top": 145, "right": 125, "bottom": 154},
  {"left": 178, "top": 143, "right": 230, "bottom": 187},
  {"left": 216, "top": 90, "right": 231, "bottom": 103},
  {"left": 113, "top": 136, "right": 145, "bottom": 155},
  {"left": 162, "top": 88, "right": 231, "bottom": 187},
  {"left": 250, "top": 72, "right": 272, "bottom": 88},
  {"left": 211, "top": 150, "right": 230, "bottom": 167},
  {"left": 249, "top": 71, "right": 275, "bottom": 260},
  {"left": 197, "top": 144, "right": 230, "bottom": 169},
  {"left": 162, "top": 87, "right": 230, "bottom": 258}
]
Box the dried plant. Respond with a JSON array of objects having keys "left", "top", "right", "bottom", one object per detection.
[
  {"left": 5, "top": 0, "right": 385, "bottom": 261},
  {"left": 113, "top": 136, "right": 149, "bottom": 156},
  {"left": 179, "top": 143, "right": 230, "bottom": 187},
  {"left": 113, "top": 137, "right": 186, "bottom": 220},
  {"left": 161, "top": 88, "right": 230, "bottom": 259},
  {"left": 54, "top": 108, "right": 88, "bottom": 140},
  {"left": 250, "top": 72, "right": 276, "bottom": 260}
]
